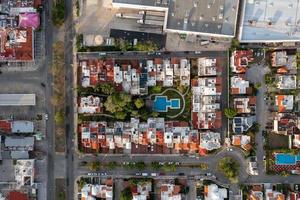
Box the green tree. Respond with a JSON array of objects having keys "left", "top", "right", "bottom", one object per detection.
[
  {"left": 121, "top": 187, "right": 133, "bottom": 200},
  {"left": 77, "top": 179, "right": 87, "bottom": 190},
  {"left": 131, "top": 110, "right": 140, "bottom": 118},
  {"left": 134, "top": 98, "right": 144, "bottom": 109},
  {"left": 224, "top": 108, "right": 237, "bottom": 119}
]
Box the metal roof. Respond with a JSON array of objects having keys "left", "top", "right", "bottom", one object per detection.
[
  {"left": 0, "top": 94, "right": 36, "bottom": 106},
  {"left": 240, "top": 0, "right": 300, "bottom": 42}
]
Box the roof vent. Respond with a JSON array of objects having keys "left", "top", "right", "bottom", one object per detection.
[{"left": 289, "top": 4, "right": 293, "bottom": 8}]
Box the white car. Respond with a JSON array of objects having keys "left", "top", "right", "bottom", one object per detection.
[{"left": 45, "top": 114, "right": 48, "bottom": 120}]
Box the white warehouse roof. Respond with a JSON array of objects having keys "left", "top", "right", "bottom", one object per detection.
[
  {"left": 0, "top": 94, "right": 36, "bottom": 106},
  {"left": 240, "top": 0, "right": 300, "bottom": 42}
]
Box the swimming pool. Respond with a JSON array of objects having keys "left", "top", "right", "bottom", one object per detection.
[
  {"left": 275, "top": 153, "right": 300, "bottom": 165},
  {"left": 153, "top": 96, "right": 180, "bottom": 112}
]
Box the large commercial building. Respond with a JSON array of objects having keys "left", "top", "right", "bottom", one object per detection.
[
  {"left": 239, "top": 0, "right": 300, "bottom": 43},
  {"left": 112, "top": 0, "right": 239, "bottom": 38}
]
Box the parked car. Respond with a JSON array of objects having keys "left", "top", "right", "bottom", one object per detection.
[
  {"left": 135, "top": 173, "right": 142, "bottom": 176},
  {"left": 142, "top": 173, "right": 148, "bottom": 176},
  {"left": 178, "top": 172, "right": 185, "bottom": 176},
  {"left": 151, "top": 173, "right": 157, "bottom": 177},
  {"left": 45, "top": 114, "right": 48, "bottom": 120}
]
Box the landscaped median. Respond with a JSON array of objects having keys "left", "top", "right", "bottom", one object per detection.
[
  {"left": 81, "top": 161, "right": 208, "bottom": 172},
  {"left": 52, "top": 41, "right": 66, "bottom": 153}
]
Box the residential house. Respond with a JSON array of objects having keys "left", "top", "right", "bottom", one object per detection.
[
  {"left": 232, "top": 116, "right": 256, "bottom": 134},
  {"left": 277, "top": 75, "right": 297, "bottom": 90},
  {"left": 199, "top": 132, "right": 221, "bottom": 151},
  {"left": 232, "top": 135, "right": 252, "bottom": 151},
  {"left": 231, "top": 75, "right": 252, "bottom": 95},
  {"left": 249, "top": 185, "right": 264, "bottom": 200},
  {"left": 131, "top": 180, "right": 152, "bottom": 200},
  {"left": 293, "top": 135, "right": 300, "bottom": 149},
  {"left": 273, "top": 113, "right": 300, "bottom": 135},
  {"left": 79, "top": 179, "right": 113, "bottom": 200},
  {"left": 233, "top": 97, "right": 256, "bottom": 114},
  {"left": 265, "top": 189, "right": 285, "bottom": 200},
  {"left": 78, "top": 96, "right": 102, "bottom": 114},
  {"left": 248, "top": 157, "right": 258, "bottom": 176},
  {"left": 231, "top": 50, "right": 253, "bottom": 73},
  {"left": 275, "top": 95, "right": 294, "bottom": 112},
  {"left": 160, "top": 183, "right": 182, "bottom": 200},
  {"left": 271, "top": 51, "right": 297, "bottom": 74},
  {"left": 204, "top": 184, "right": 228, "bottom": 200},
  {"left": 15, "top": 159, "right": 35, "bottom": 189}
]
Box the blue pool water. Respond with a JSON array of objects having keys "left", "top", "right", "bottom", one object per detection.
[
  {"left": 275, "top": 153, "right": 300, "bottom": 165},
  {"left": 153, "top": 96, "right": 180, "bottom": 112}
]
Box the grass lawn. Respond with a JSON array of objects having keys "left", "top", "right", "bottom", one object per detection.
[{"left": 267, "top": 133, "right": 289, "bottom": 149}]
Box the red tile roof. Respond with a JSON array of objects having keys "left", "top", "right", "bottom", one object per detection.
[{"left": 7, "top": 191, "right": 29, "bottom": 200}]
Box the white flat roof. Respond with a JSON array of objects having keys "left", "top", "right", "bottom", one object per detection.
[
  {"left": 0, "top": 94, "right": 36, "bottom": 106},
  {"left": 240, "top": 0, "right": 300, "bottom": 42}
]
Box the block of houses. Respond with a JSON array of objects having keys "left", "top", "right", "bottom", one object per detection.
[
  {"left": 204, "top": 184, "right": 228, "bottom": 200},
  {"left": 79, "top": 118, "right": 204, "bottom": 155},
  {"left": 275, "top": 95, "right": 294, "bottom": 112},
  {"left": 277, "top": 75, "right": 297, "bottom": 90},
  {"left": 79, "top": 179, "right": 113, "bottom": 200},
  {"left": 231, "top": 50, "right": 253, "bottom": 73},
  {"left": 160, "top": 183, "right": 182, "bottom": 200},
  {"left": 232, "top": 135, "right": 252, "bottom": 151},
  {"left": 80, "top": 58, "right": 191, "bottom": 95},
  {"left": 233, "top": 97, "right": 256, "bottom": 114},
  {"left": 231, "top": 75, "right": 252, "bottom": 95},
  {"left": 199, "top": 132, "right": 221, "bottom": 151},
  {"left": 273, "top": 113, "right": 300, "bottom": 135},
  {"left": 232, "top": 116, "right": 256, "bottom": 134},
  {"left": 78, "top": 95, "right": 102, "bottom": 114},
  {"left": 192, "top": 77, "right": 222, "bottom": 130}
]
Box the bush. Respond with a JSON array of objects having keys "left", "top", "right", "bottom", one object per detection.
[{"left": 134, "top": 98, "right": 144, "bottom": 109}]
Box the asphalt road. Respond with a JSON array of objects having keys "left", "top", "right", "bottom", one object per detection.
[
  {"left": 44, "top": 0, "right": 55, "bottom": 200},
  {"left": 77, "top": 51, "right": 228, "bottom": 60},
  {"left": 64, "top": 0, "right": 76, "bottom": 199}
]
